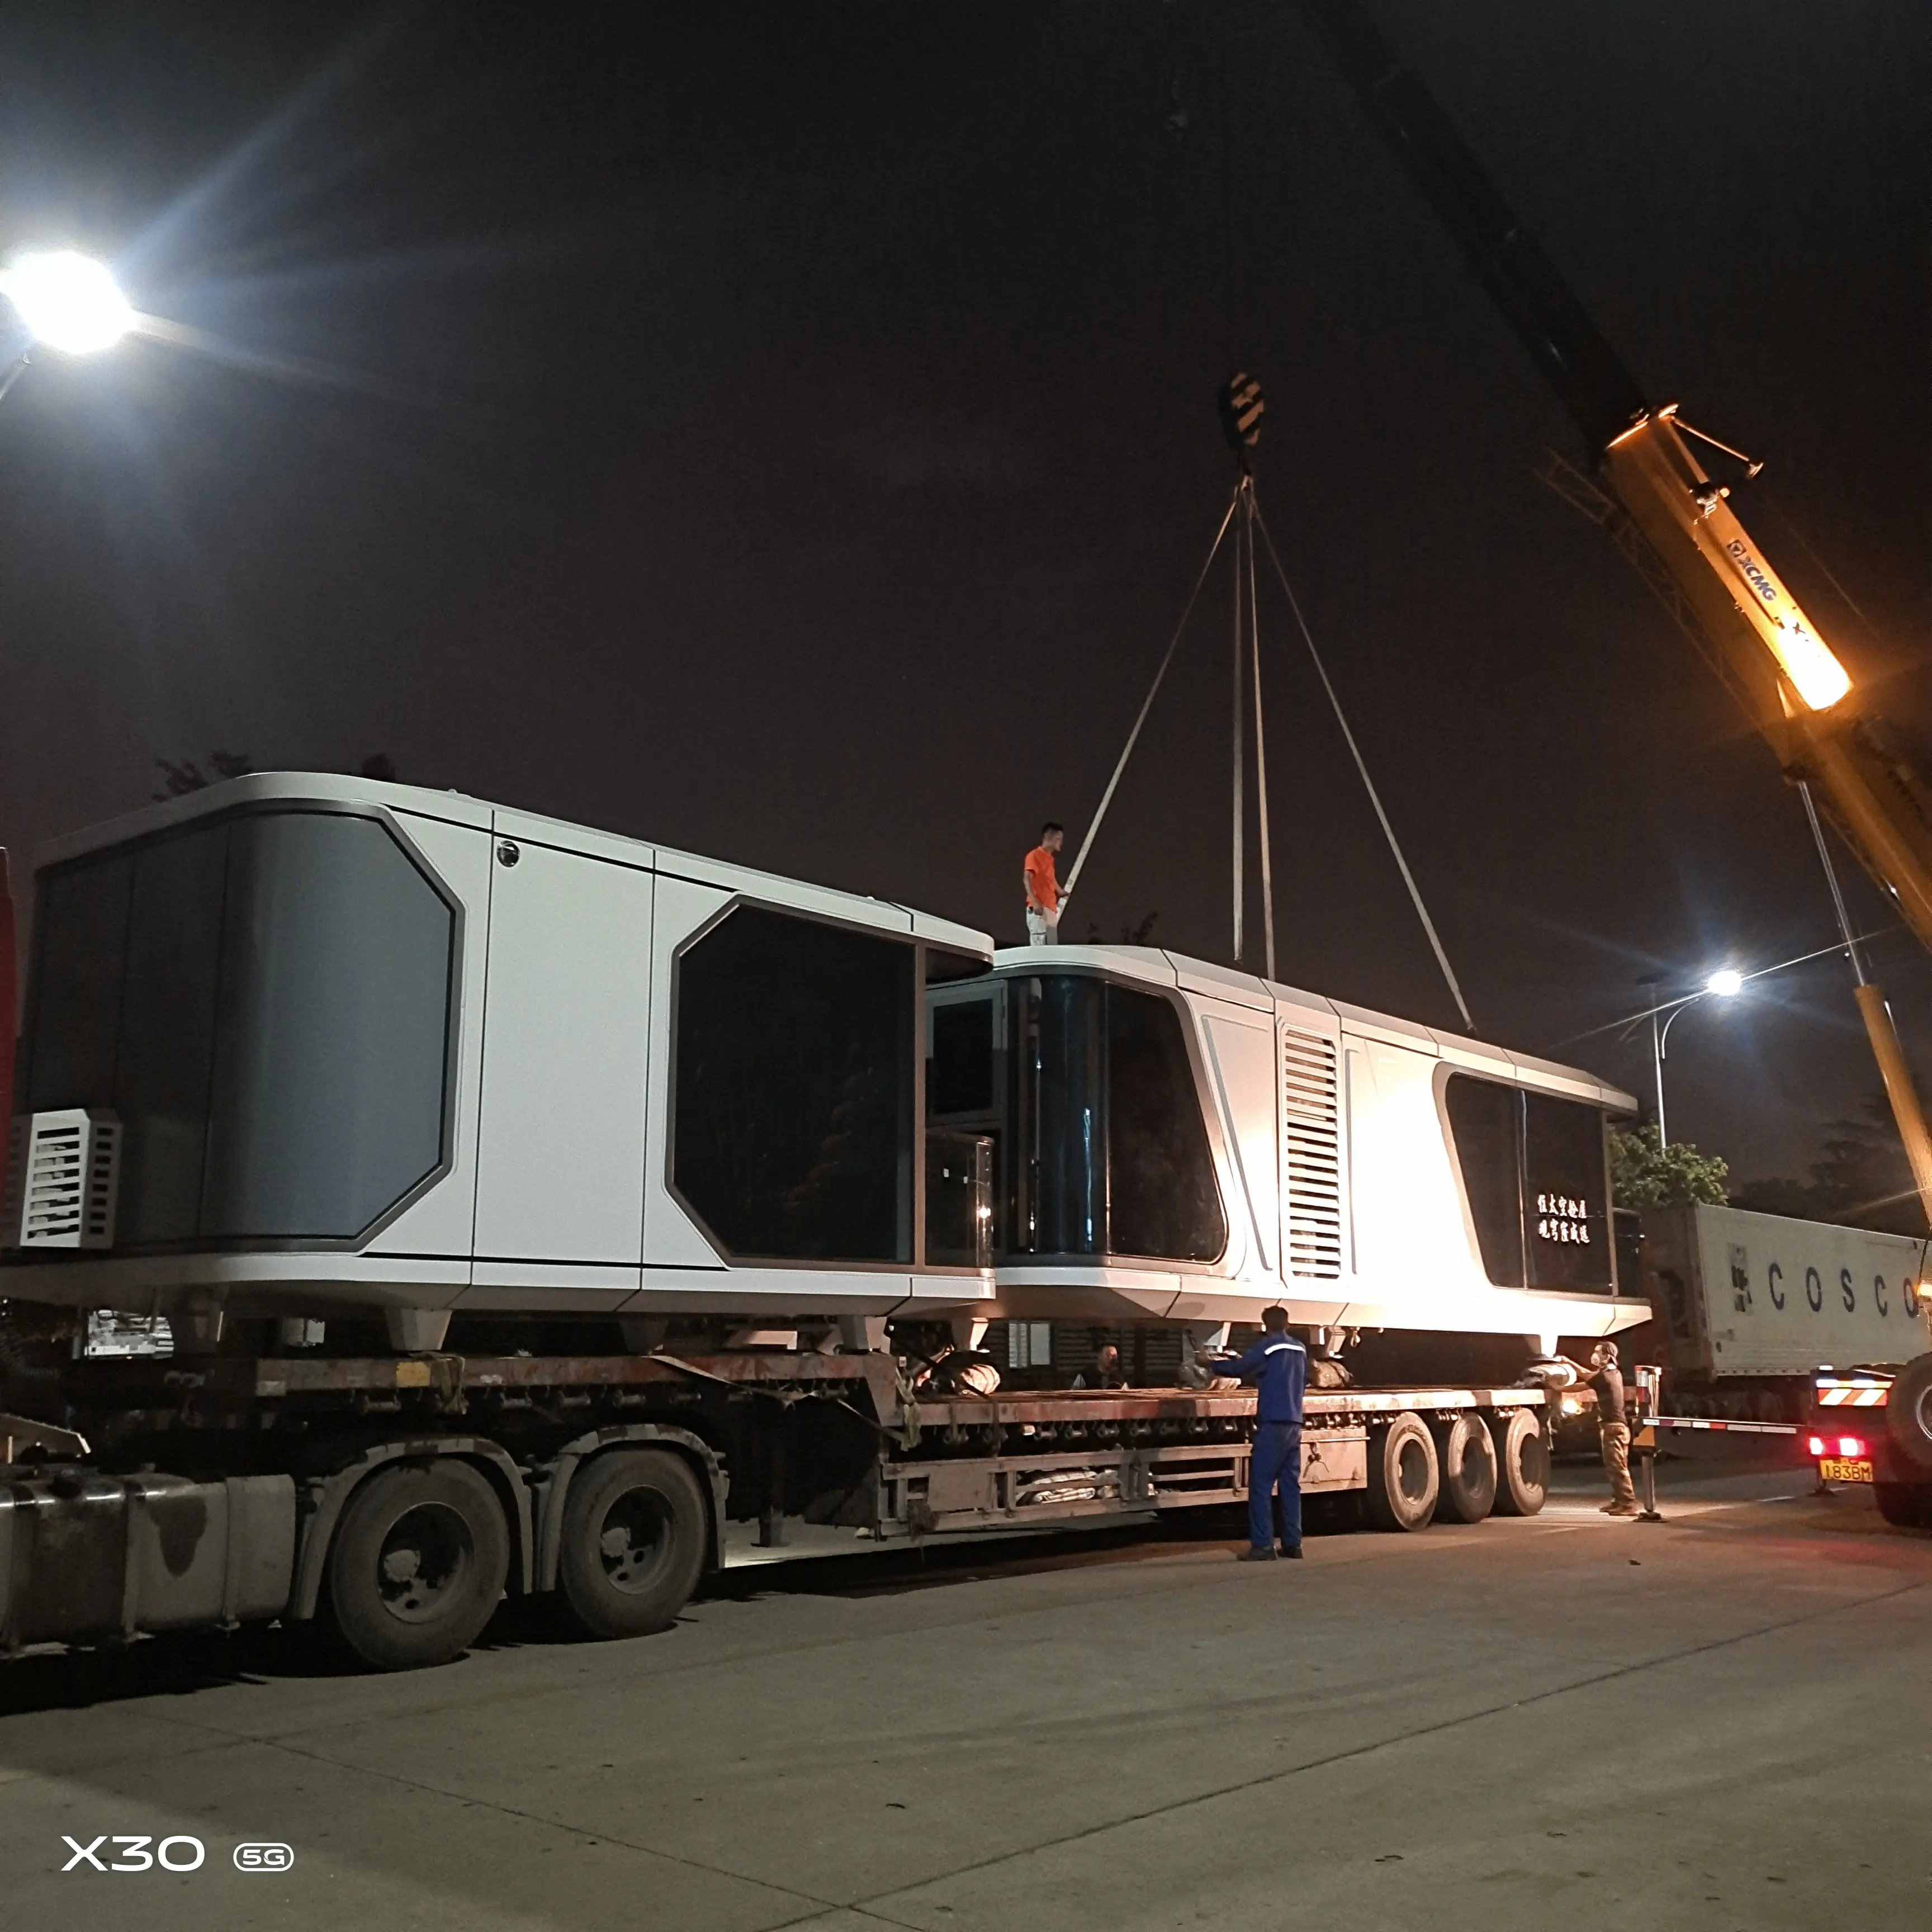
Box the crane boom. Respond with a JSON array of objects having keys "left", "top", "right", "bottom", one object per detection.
[{"left": 1296, "top": 0, "right": 1932, "bottom": 1225}]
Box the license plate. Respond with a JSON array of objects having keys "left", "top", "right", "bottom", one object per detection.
[{"left": 1820, "top": 1457, "right": 1873, "bottom": 1484}]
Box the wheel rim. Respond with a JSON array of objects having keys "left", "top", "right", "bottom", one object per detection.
[
  {"left": 1396, "top": 1437, "right": 1431, "bottom": 1505},
  {"left": 1913, "top": 1385, "right": 1932, "bottom": 1451},
  {"left": 596, "top": 1485, "right": 676, "bottom": 1595},
  {"left": 374, "top": 1503, "right": 476, "bottom": 1623}
]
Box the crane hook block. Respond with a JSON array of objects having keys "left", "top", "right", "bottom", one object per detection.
[{"left": 1219, "top": 372, "right": 1265, "bottom": 461}]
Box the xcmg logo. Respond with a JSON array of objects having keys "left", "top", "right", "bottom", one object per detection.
[{"left": 60, "top": 1835, "right": 295, "bottom": 1873}]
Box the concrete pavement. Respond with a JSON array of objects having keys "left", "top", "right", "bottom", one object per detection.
[{"left": 1, "top": 1459, "right": 1926, "bottom": 1931}]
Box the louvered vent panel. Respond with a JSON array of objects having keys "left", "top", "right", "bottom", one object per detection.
[
  {"left": 1280, "top": 1030, "right": 1343, "bottom": 1280},
  {"left": 8, "top": 1109, "right": 121, "bottom": 1251}
]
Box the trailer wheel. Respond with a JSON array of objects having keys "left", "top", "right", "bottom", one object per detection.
[
  {"left": 558, "top": 1448, "right": 707, "bottom": 1639},
  {"left": 328, "top": 1460, "right": 510, "bottom": 1671},
  {"left": 1884, "top": 1354, "right": 1932, "bottom": 1474},
  {"left": 1435, "top": 1413, "right": 1497, "bottom": 1523},
  {"left": 1489, "top": 1409, "right": 1549, "bottom": 1517},
  {"left": 1366, "top": 1413, "right": 1438, "bottom": 1531}
]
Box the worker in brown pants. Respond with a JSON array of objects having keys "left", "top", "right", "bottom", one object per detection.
[{"left": 1591, "top": 1341, "right": 1639, "bottom": 1517}]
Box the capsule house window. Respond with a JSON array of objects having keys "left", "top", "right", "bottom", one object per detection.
[
  {"left": 673, "top": 907, "right": 915, "bottom": 1263},
  {"left": 1442, "top": 1073, "right": 1612, "bottom": 1292},
  {"left": 1010, "top": 974, "right": 1224, "bottom": 1264},
  {"left": 21, "top": 810, "right": 456, "bottom": 1246}
]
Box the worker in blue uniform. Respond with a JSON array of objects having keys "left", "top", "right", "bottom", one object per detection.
[{"left": 1207, "top": 1306, "right": 1307, "bottom": 1560}]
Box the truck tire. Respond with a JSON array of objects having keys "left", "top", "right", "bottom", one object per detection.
[
  {"left": 328, "top": 1460, "right": 510, "bottom": 1671},
  {"left": 1366, "top": 1412, "right": 1438, "bottom": 1531},
  {"left": 558, "top": 1448, "right": 707, "bottom": 1639},
  {"left": 1435, "top": 1412, "right": 1498, "bottom": 1523},
  {"left": 1873, "top": 1483, "right": 1928, "bottom": 1529},
  {"left": 1884, "top": 1353, "right": 1932, "bottom": 1474},
  {"left": 1489, "top": 1409, "right": 1549, "bottom": 1517}
]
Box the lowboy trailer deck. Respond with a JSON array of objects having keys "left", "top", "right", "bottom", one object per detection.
[{"left": 0, "top": 1346, "right": 1550, "bottom": 1665}]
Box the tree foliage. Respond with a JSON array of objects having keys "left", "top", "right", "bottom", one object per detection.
[
  {"left": 1609, "top": 1124, "right": 1729, "bottom": 1209},
  {"left": 1731, "top": 1095, "right": 1926, "bottom": 1237}
]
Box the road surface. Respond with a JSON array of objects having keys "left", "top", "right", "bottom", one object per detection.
[{"left": 1, "top": 1453, "right": 1925, "bottom": 1931}]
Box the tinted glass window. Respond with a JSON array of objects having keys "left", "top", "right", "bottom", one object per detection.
[
  {"left": 1009, "top": 974, "right": 1224, "bottom": 1263},
  {"left": 20, "top": 810, "right": 455, "bottom": 1246},
  {"left": 1443, "top": 1074, "right": 1613, "bottom": 1292},
  {"left": 1107, "top": 987, "right": 1224, "bottom": 1261},
  {"left": 23, "top": 853, "right": 132, "bottom": 1112},
  {"left": 929, "top": 1000, "right": 995, "bottom": 1115},
  {"left": 1523, "top": 1092, "right": 1613, "bottom": 1290},
  {"left": 1443, "top": 1074, "right": 1525, "bottom": 1287},
  {"left": 116, "top": 827, "right": 229, "bottom": 1242},
  {"left": 200, "top": 815, "right": 453, "bottom": 1239},
  {"left": 674, "top": 907, "right": 914, "bottom": 1262}
]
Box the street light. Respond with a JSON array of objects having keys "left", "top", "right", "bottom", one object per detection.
[
  {"left": 0, "top": 248, "right": 134, "bottom": 401},
  {"left": 1637, "top": 966, "right": 1743, "bottom": 1147}
]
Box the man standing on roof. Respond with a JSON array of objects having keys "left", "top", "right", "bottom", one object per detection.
[
  {"left": 1024, "top": 822, "right": 1069, "bottom": 946},
  {"left": 1206, "top": 1305, "right": 1307, "bottom": 1560}
]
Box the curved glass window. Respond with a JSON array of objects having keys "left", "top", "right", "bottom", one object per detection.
[
  {"left": 21, "top": 809, "right": 456, "bottom": 1246},
  {"left": 673, "top": 907, "right": 914, "bottom": 1262},
  {"left": 1010, "top": 975, "right": 1224, "bottom": 1263},
  {"left": 1443, "top": 1073, "right": 1612, "bottom": 1292}
]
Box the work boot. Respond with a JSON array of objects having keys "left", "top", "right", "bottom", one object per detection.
[
  {"left": 1603, "top": 1502, "right": 1640, "bottom": 1518},
  {"left": 1280, "top": 1543, "right": 1303, "bottom": 1560},
  {"left": 1237, "top": 1545, "right": 1277, "bottom": 1561}
]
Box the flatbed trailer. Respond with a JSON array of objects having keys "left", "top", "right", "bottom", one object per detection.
[{"left": 0, "top": 1347, "right": 1551, "bottom": 1668}]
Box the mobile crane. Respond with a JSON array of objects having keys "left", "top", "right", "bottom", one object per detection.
[
  {"left": 1296, "top": 0, "right": 1932, "bottom": 1234},
  {"left": 1292, "top": 0, "right": 1932, "bottom": 1499}
]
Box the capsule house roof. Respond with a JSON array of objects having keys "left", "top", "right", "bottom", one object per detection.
[
  {"left": 34, "top": 771, "right": 993, "bottom": 961},
  {"left": 989, "top": 941, "right": 1636, "bottom": 1115}
]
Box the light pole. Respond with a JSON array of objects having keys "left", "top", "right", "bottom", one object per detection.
[
  {"left": 0, "top": 248, "right": 135, "bottom": 401},
  {"left": 1639, "top": 968, "right": 1743, "bottom": 1148}
]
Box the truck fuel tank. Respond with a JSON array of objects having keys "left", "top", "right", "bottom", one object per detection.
[{"left": 0, "top": 1468, "right": 293, "bottom": 1647}]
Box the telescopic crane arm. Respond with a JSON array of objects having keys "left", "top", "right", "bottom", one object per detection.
[{"left": 1295, "top": 0, "right": 1932, "bottom": 1227}]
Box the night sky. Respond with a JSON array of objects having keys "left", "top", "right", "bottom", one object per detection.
[{"left": 2, "top": 2, "right": 1929, "bottom": 1190}]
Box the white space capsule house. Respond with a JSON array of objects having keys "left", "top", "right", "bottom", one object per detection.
[{"left": 4, "top": 776, "right": 1645, "bottom": 1346}]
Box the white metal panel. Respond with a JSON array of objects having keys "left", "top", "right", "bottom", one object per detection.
[
  {"left": 1201, "top": 1010, "right": 1278, "bottom": 1275},
  {"left": 651, "top": 846, "right": 917, "bottom": 940},
  {"left": 1344, "top": 1036, "right": 1470, "bottom": 1288},
  {"left": 489, "top": 806, "right": 656, "bottom": 871},
  {"left": 32, "top": 771, "right": 494, "bottom": 872},
  {"left": 1169, "top": 955, "right": 1273, "bottom": 1012},
  {"left": 472, "top": 839, "right": 652, "bottom": 1266},
  {"left": 1504, "top": 1048, "right": 1622, "bottom": 1106},
  {"left": 642, "top": 875, "right": 734, "bottom": 1267},
  {"left": 366, "top": 813, "right": 492, "bottom": 1261},
  {"left": 991, "top": 945, "right": 1176, "bottom": 989},
  {"left": 1329, "top": 1000, "right": 1441, "bottom": 1053}
]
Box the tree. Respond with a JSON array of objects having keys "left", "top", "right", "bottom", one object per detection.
[
  {"left": 1083, "top": 911, "right": 1160, "bottom": 945},
  {"left": 1609, "top": 1124, "right": 1729, "bottom": 1209},
  {"left": 1731, "top": 1095, "right": 1926, "bottom": 1237},
  {"left": 152, "top": 750, "right": 252, "bottom": 800}
]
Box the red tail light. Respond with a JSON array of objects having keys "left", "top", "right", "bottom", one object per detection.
[
  {"left": 1838, "top": 1436, "right": 1865, "bottom": 1459},
  {"left": 1807, "top": 1436, "right": 1826, "bottom": 1456}
]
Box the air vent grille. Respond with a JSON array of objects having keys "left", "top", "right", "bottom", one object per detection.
[
  {"left": 1280, "top": 1030, "right": 1342, "bottom": 1280},
  {"left": 7, "top": 1109, "right": 121, "bottom": 1250}
]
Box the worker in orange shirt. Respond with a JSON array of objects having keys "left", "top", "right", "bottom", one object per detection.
[{"left": 1024, "top": 823, "right": 1069, "bottom": 946}]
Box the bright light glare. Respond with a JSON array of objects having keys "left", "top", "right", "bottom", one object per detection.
[
  {"left": 1706, "top": 969, "right": 1744, "bottom": 997},
  {"left": 1839, "top": 1436, "right": 1864, "bottom": 1459},
  {"left": 0, "top": 250, "right": 133, "bottom": 354},
  {"left": 1771, "top": 616, "right": 1853, "bottom": 712},
  {"left": 1807, "top": 1436, "right": 1825, "bottom": 1457}
]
